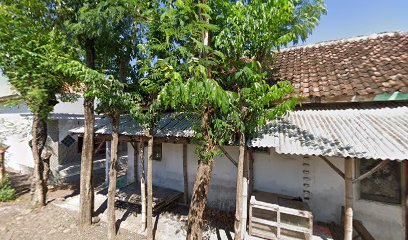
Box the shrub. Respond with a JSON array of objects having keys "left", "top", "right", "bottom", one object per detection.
[{"left": 0, "top": 175, "right": 16, "bottom": 202}]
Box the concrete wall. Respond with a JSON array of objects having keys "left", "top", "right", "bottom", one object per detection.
[
  {"left": 0, "top": 109, "right": 33, "bottom": 173},
  {"left": 57, "top": 119, "right": 83, "bottom": 166},
  {"left": 134, "top": 143, "right": 404, "bottom": 240}
]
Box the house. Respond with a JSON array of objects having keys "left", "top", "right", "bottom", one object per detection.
[
  {"left": 1, "top": 32, "right": 407, "bottom": 238},
  {"left": 0, "top": 77, "right": 105, "bottom": 182},
  {"left": 69, "top": 32, "right": 408, "bottom": 239}
]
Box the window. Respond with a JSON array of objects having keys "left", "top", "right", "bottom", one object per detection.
[
  {"left": 153, "top": 143, "right": 162, "bottom": 161},
  {"left": 359, "top": 159, "right": 401, "bottom": 204},
  {"left": 61, "top": 135, "right": 76, "bottom": 148}
]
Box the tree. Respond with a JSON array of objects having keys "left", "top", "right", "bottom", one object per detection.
[
  {"left": 153, "top": 0, "right": 326, "bottom": 239},
  {"left": 211, "top": 1, "right": 326, "bottom": 239},
  {"left": 58, "top": 0, "right": 154, "bottom": 235},
  {"left": 0, "top": 0, "right": 70, "bottom": 207}
]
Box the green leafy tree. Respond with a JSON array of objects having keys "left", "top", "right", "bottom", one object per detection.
[
  {"left": 58, "top": 0, "right": 154, "bottom": 235},
  {"left": 0, "top": 0, "right": 71, "bottom": 207},
  {"left": 152, "top": 0, "right": 326, "bottom": 239}
]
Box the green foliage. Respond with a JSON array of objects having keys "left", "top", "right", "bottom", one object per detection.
[
  {"left": 0, "top": 176, "right": 16, "bottom": 202},
  {"left": 0, "top": 0, "right": 70, "bottom": 119},
  {"left": 150, "top": 0, "right": 325, "bottom": 161},
  {"left": 60, "top": 0, "right": 154, "bottom": 120}
]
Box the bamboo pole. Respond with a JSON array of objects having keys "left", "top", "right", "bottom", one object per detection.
[
  {"left": 183, "top": 143, "right": 189, "bottom": 204},
  {"left": 344, "top": 158, "right": 354, "bottom": 240}
]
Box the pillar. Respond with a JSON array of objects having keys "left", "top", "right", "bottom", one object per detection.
[{"left": 344, "top": 158, "right": 354, "bottom": 240}]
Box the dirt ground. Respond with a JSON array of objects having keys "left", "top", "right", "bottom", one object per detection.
[
  {"left": 0, "top": 173, "right": 140, "bottom": 240},
  {"left": 0, "top": 172, "right": 235, "bottom": 240}
]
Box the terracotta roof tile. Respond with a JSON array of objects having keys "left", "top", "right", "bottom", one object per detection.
[{"left": 273, "top": 32, "right": 408, "bottom": 100}]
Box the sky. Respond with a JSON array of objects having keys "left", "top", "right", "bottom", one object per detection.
[
  {"left": 301, "top": 0, "right": 408, "bottom": 45},
  {"left": 1, "top": 0, "right": 407, "bottom": 93}
]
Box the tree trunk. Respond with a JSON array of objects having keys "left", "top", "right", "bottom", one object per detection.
[
  {"left": 140, "top": 141, "right": 146, "bottom": 231},
  {"left": 186, "top": 105, "right": 215, "bottom": 240},
  {"left": 234, "top": 133, "right": 246, "bottom": 240},
  {"left": 31, "top": 112, "right": 46, "bottom": 207},
  {"left": 147, "top": 130, "right": 154, "bottom": 240},
  {"left": 0, "top": 150, "right": 4, "bottom": 182},
  {"left": 187, "top": 152, "right": 214, "bottom": 240},
  {"left": 80, "top": 38, "right": 96, "bottom": 230},
  {"left": 107, "top": 113, "right": 120, "bottom": 240},
  {"left": 79, "top": 96, "right": 95, "bottom": 229}
]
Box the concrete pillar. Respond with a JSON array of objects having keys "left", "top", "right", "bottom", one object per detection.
[
  {"left": 127, "top": 142, "right": 135, "bottom": 184},
  {"left": 105, "top": 141, "right": 111, "bottom": 184}
]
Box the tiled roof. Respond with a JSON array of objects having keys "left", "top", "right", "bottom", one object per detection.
[
  {"left": 249, "top": 102, "right": 408, "bottom": 161},
  {"left": 273, "top": 32, "right": 408, "bottom": 100}
]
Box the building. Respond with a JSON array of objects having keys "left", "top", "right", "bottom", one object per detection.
[{"left": 1, "top": 32, "right": 408, "bottom": 239}]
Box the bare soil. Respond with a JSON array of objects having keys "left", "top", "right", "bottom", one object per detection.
[{"left": 0, "top": 172, "right": 140, "bottom": 240}]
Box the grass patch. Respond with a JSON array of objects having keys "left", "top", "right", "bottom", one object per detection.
[{"left": 0, "top": 175, "right": 16, "bottom": 202}]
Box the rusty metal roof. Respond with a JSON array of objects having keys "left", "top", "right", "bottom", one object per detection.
[
  {"left": 69, "top": 113, "right": 196, "bottom": 138},
  {"left": 249, "top": 102, "right": 408, "bottom": 161},
  {"left": 70, "top": 103, "right": 408, "bottom": 161}
]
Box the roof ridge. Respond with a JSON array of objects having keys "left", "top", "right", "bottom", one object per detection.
[{"left": 280, "top": 31, "right": 408, "bottom": 52}]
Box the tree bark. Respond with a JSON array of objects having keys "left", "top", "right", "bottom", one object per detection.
[
  {"left": 80, "top": 38, "right": 96, "bottom": 230},
  {"left": 140, "top": 141, "right": 147, "bottom": 231},
  {"left": 147, "top": 131, "right": 154, "bottom": 240},
  {"left": 0, "top": 150, "right": 4, "bottom": 182},
  {"left": 79, "top": 97, "right": 95, "bottom": 229},
  {"left": 107, "top": 112, "right": 120, "bottom": 240},
  {"left": 31, "top": 112, "right": 46, "bottom": 207},
  {"left": 234, "top": 133, "right": 246, "bottom": 240},
  {"left": 186, "top": 152, "right": 214, "bottom": 240},
  {"left": 186, "top": 105, "right": 215, "bottom": 240}
]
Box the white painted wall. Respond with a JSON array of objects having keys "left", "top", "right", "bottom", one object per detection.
[
  {"left": 137, "top": 143, "right": 404, "bottom": 240},
  {"left": 0, "top": 112, "right": 33, "bottom": 173}
]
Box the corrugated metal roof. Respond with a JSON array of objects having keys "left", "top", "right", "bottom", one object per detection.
[
  {"left": 249, "top": 103, "right": 408, "bottom": 161},
  {"left": 69, "top": 113, "right": 197, "bottom": 138},
  {"left": 70, "top": 103, "right": 408, "bottom": 161}
]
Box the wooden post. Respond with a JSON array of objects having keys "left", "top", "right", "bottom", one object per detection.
[
  {"left": 344, "top": 158, "right": 354, "bottom": 240},
  {"left": 147, "top": 131, "right": 154, "bottom": 240},
  {"left": 234, "top": 133, "right": 246, "bottom": 240},
  {"left": 183, "top": 143, "right": 189, "bottom": 204},
  {"left": 140, "top": 141, "right": 146, "bottom": 231},
  {"left": 241, "top": 148, "right": 249, "bottom": 235},
  {"left": 0, "top": 147, "right": 6, "bottom": 182}
]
